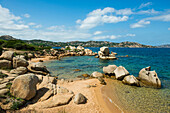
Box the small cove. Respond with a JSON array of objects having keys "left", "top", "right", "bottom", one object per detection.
[{"left": 43, "top": 47, "right": 170, "bottom": 113}]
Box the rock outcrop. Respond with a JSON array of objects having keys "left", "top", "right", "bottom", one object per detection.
[
  {"left": 0, "top": 60, "right": 11, "bottom": 69},
  {"left": 97, "top": 47, "right": 117, "bottom": 60},
  {"left": 29, "top": 93, "right": 73, "bottom": 108},
  {"left": 13, "top": 56, "right": 29, "bottom": 68},
  {"left": 10, "top": 73, "right": 39, "bottom": 100},
  {"left": 10, "top": 67, "right": 27, "bottom": 75},
  {"left": 114, "top": 66, "right": 129, "bottom": 80},
  {"left": 28, "top": 62, "right": 49, "bottom": 75},
  {"left": 138, "top": 66, "right": 161, "bottom": 88},
  {"left": 122, "top": 75, "right": 139, "bottom": 86},
  {"left": 0, "top": 51, "right": 14, "bottom": 61},
  {"left": 77, "top": 46, "right": 84, "bottom": 51}
]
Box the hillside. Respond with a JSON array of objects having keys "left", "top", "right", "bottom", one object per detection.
[
  {"left": 157, "top": 44, "right": 170, "bottom": 48},
  {"left": 0, "top": 35, "right": 16, "bottom": 40},
  {"left": 0, "top": 35, "right": 158, "bottom": 48}
]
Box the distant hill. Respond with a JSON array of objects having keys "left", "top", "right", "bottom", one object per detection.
[
  {"left": 0, "top": 35, "right": 157, "bottom": 48},
  {"left": 0, "top": 35, "right": 16, "bottom": 40},
  {"left": 157, "top": 44, "right": 170, "bottom": 48}
]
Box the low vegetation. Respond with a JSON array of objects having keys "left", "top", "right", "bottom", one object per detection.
[{"left": 0, "top": 38, "right": 52, "bottom": 51}]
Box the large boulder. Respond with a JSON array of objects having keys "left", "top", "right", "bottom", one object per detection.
[
  {"left": 74, "top": 93, "right": 87, "bottom": 104},
  {"left": 0, "top": 51, "right": 14, "bottom": 61},
  {"left": 10, "top": 73, "right": 39, "bottom": 100},
  {"left": 103, "top": 65, "right": 117, "bottom": 74},
  {"left": 10, "top": 67, "right": 27, "bottom": 75},
  {"left": 13, "top": 56, "right": 29, "bottom": 68},
  {"left": 122, "top": 75, "right": 139, "bottom": 86},
  {"left": 0, "top": 60, "right": 11, "bottom": 69},
  {"left": 100, "top": 47, "right": 109, "bottom": 56},
  {"left": 138, "top": 66, "right": 161, "bottom": 88},
  {"left": 91, "top": 71, "right": 103, "bottom": 78},
  {"left": 114, "top": 66, "right": 129, "bottom": 80}
]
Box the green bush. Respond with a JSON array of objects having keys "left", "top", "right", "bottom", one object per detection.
[
  {"left": 0, "top": 46, "right": 2, "bottom": 55},
  {"left": 0, "top": 39, "right": 6, "bottom": 45},
  {"left": 2, "top": 40, "right": 36, "bottom": 51}
]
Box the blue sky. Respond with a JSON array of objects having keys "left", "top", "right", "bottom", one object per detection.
[{"left": 0, "top": 0, "right": 170, "bottom": 45}]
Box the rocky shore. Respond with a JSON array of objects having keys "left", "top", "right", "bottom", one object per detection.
[{"left": 0, "top": 46, "right": 161, "bottom": 113}]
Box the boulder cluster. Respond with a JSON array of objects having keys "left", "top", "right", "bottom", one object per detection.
[
  {"left": 102, "top": 65, "right": 161, "bottom": 88},
  {"left": 0, "top": 50, "right": 87, "bottom": 111},
  {"left": 96, "top": 47, "right": 117, "bottom": 60}
]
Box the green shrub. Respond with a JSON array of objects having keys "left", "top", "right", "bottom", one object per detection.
[
  {"left": 0, "top": 72, "right": 8, "bottom": 78},
  {"left": 0, "top": 39, "right": 6, "bottom": 45},
  {"left": 11, "top": 101, "right": 22, "bottom": 110},
  {"left": 2, "top": 40, "right": 36, "bottom": 51},
  {"left": 0, "top": 46, "right": 2, "bottom": 55}
]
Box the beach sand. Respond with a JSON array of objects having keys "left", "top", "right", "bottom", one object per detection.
[
  {"left": 16, "top": 57, "right": 126, "bottom": 113},
  {"left": 17, "top": 78, "right": 125, "bottom": 113}
]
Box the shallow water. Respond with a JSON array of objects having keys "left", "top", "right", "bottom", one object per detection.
[{"left": 44, "top": 48, "right": 170, "bottom": 113}]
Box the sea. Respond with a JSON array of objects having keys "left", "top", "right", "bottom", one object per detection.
[{"left": 43, "top": 47, "right": 170, "bottom": 113}]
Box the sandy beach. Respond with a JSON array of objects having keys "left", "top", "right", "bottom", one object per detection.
[{"left": 26, "top": 56, "right": 125, "bottom": 113}]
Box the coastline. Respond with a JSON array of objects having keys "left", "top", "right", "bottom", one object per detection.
[{"left": 28, "top": 56, "right": 125, "bottom": 113}]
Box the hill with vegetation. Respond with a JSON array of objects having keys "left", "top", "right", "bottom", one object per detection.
[
  {"left": 0, "top": 35, "right": 160, "bottom": 48},
  {"left": 0, "top": 35, "right": 51, "bottom": 55}
]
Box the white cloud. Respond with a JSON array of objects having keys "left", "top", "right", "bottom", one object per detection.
[
  {"left": 146, "top": 14, "right": 170, "bottom": 21},
  {"left": 28, "top": 22, "right": 35, "bottom": 26},
  {"left": 168, "top": 28, "right": 170, "bottom": 30},
  {"left": 131, "top": 14, "right": 170, "bottom": 28},
  {"left": 47, "top": 25, "right": 65, "bottom": 31},
  {"left": 33, "top": 24, "right": 42, "bottom": 28},
  {"left": 93, "top": 31, "right": 102, "bottom": 35},
  {"left": 77, "top": 7, "right": 129, "bottom": 29},
  {"left": 76, "top": 19, "right": 81, "bottom": 24},
  {"left": 138, "top": 2, "right": 152, "bottom": 9},
  {"left": 93, "top": 33, "right": 135, "bottom": 40},
  {"left": 0, "top": 5, "right": 29, "bottom": 30},
  {"left": 23, "top": 14, "right": 30, "bottom": 18},
  {"left": 130, "top": 20, "right": 150, "bottom": 28},
  {"left": 137, "top": 9, "right": 159, "bottom": 15},
  {"left": 115, "top": 8, "right": 133, "bottom": 15}
]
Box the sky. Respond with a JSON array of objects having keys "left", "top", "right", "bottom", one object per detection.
[{"left": 0, "top": 0, "right": 170, "bottom": 45}]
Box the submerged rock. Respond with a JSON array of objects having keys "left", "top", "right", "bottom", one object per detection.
[
  {"left": 138, "top": 66, "right": 161, "bottom": 88},
  {"left": 98, "top": 77, "right": 106, "bottom": 85},
  {"left": 74, "top": 93, "right": 87, "bottom": 104}
]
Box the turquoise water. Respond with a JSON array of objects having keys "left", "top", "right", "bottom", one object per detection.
[
  {"left": 44, "top": 48, "right": 170, "bottom": 88},
  {"left": 44, "top": 48, "right": 170, "bottom": 113}
]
